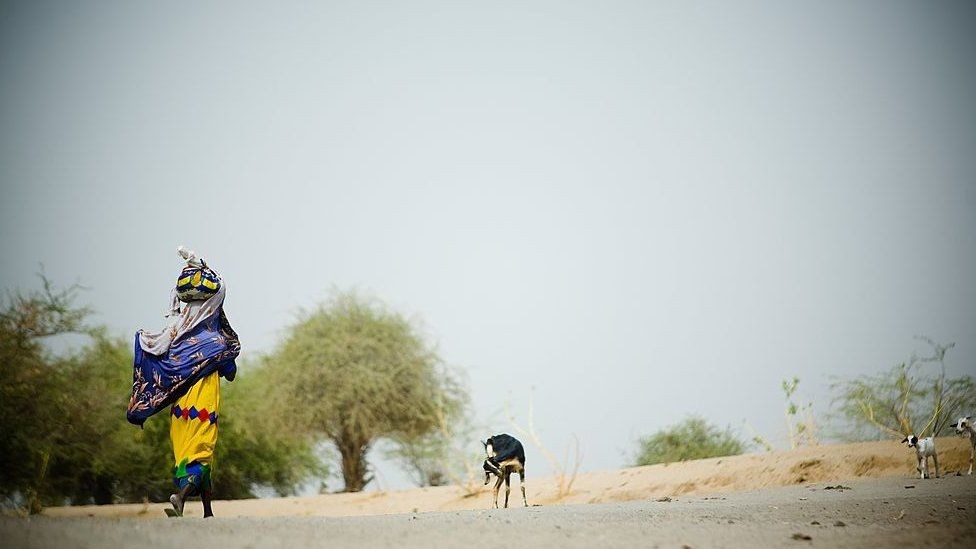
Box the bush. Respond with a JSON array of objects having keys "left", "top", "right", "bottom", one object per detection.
[
  {"left": 831, "top": 338, "right": 975, "bottom": 440},
  {"left": 634, "top": 416, "right": 747, "bottom": 466},
  {"left": 0, "top": 278, "right": 93, "bottom": 511},
  {"left": 213, "top": 361, "right": 326, "bottom": 498}
]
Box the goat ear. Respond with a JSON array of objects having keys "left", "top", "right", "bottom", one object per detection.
[
  {"left": 901, "top": 437, "right": 909, "bottom": 443},
  {"left": 950, "top": 422, "right": 958, "bottom": 428}
]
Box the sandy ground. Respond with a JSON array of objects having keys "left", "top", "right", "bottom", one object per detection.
[
  {"left": 4, "top": 475, "right": 974, "bottom": 548},
  {"left": 3, "top": 438, "right": 974, "bottom": 548}
]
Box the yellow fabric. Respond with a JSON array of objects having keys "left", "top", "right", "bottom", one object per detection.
[
  {"left": 177, "top": 274, "right": 218, "bottom": 289},
  {"left": 170, "top": 371, "right": 221, "bottom": 469}
]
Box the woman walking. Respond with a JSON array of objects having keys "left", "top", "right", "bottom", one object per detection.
[{"left": 127, "top": 247, "right": 241, "bottom": 517}]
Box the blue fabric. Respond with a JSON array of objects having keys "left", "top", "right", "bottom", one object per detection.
[
  {"left": 126, "top": 308, "right": 240, "bottom": 426},
  {"left": 174, "top": 460, "right": 212, "bottom": 494}
]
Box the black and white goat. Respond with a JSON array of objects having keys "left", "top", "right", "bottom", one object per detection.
[
  {"left": 482, "top": 433, "right": 527, "bottom": 508},
  {"left": 949, "top": 416, "right": 974, "bottom": 475},
  {"left": 901, "top": 434, "right": 939, "bottom": 479}
]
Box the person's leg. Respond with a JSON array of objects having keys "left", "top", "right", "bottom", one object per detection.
[
  {"left": 198, "top": 464, "right": 215, "bottom": 517},
  {"left": 201, "top": 489, "right": 214, "bottom": 518},
  {"left": 169, "top": 482, "right": 196, "bottom": 516}
]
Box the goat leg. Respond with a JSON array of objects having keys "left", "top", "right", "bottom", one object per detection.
[
  {"left": 969, "top": 442, "right": 974, "bottom": 475},
  {"left": 520, "top": 471, "right": 527, "bottom": 507},
  {"left": 492, "top": 475, "right": 503, "bottom": 509}
]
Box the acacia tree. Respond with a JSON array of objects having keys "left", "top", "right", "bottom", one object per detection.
[
  {"left": 832, "top": 338, "right": 975, "bottom": 440},
  {"left": 267, "top": 292, "right": 463, "bottom": 492}
]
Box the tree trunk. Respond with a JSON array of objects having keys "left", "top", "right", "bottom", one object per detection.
[{"left": 336, "top": 436, "right": 371, "bottom": 492}]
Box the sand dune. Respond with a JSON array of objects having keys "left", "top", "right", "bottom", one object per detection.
[{"left": 43, "top": 436, "right": 973, "bottom": 519}]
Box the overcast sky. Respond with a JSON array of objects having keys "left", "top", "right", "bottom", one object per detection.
[{"left": 2, "top": 1, "right": 975, "bottom": 491}]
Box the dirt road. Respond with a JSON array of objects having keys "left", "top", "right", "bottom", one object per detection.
[{"left": 4, "top": 475, "right": 973, "bottom": 548}]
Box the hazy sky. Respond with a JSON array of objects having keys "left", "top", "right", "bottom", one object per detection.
[{"left": 2, "top": 1, "right": 975, "bottom": 490}]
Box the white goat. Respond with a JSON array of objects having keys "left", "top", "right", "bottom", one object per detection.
[
  {"left": 901, "top": 434, "right": 939, "bottom": 479},
  {"left": 950, "top": 416, "right": 974, "bottom": 475}
]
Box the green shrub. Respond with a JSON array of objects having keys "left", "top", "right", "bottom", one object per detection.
[{"left": 634, "top": 415, "right": 747, "bottom": 466}]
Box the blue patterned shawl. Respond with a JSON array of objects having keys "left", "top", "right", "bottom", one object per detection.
[{"left": 126, "top": 258, "right": 240, "bottom": 427}]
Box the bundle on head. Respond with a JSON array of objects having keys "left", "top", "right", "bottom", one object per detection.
[{"left": 175, "top": 246, "right": 220, "bottom": 302}]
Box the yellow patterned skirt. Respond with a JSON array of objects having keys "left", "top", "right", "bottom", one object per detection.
[{"left": 170, "top": 371, "right": 221, "bottom": 493}]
